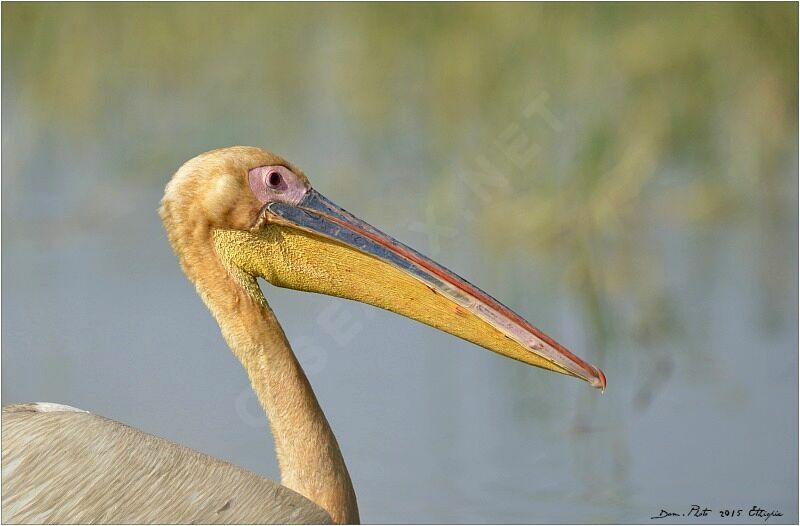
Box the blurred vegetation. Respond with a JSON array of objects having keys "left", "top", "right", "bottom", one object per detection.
[{"left": 3, "top": 3, "right": 797, "bottom": 406}]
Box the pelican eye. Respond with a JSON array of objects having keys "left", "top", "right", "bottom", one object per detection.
[{"left": 268, "top": 171, "right": 282, "bottom": 187}]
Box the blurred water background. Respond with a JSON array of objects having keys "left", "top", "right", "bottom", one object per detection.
[{"left": 2, "top": 3, "right": 797, "bottom": 523}]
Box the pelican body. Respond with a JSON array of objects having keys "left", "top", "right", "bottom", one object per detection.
[{"left": 2, "top": 147, "right": 605, "bottom": 524}]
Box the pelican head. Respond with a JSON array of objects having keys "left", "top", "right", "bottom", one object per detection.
[{"left": 161, "top": 146, "right": 606, "bottom": 389}]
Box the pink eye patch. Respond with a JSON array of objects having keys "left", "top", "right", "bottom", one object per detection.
[{"left": 248, "top": 165, "right": 308, "bottom": 205}]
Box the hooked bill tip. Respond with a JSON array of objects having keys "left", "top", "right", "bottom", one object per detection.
[{"left": 588, "top": 367, "right": 607, "bottom": 391}]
